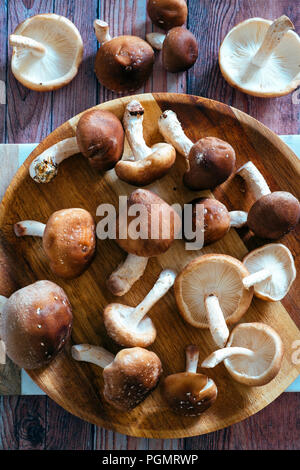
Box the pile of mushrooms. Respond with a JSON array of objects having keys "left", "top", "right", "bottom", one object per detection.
[
  {"left": 72, "top": 344, "right": 162, "bottom": 411},
  {"left": 0, "top": 280, "right": 72, "bottom": 368},
  {"left": 14, "top": 208, "right": 96, "bottom": 279}
]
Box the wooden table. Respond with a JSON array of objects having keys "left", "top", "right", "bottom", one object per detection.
[{"left": 0, "top": 0, "right": 299, "bottom": 450}]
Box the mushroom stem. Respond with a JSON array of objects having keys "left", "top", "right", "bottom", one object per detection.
[
  {"left": 158, "top": 110, "right": 193, "bottom": 164},
  {"left": 242, "top": 268, "right": 272, "bottom": 289},
  {"left": 204, "top": 294, "right": 229, "bottom": 348},
  {"left": 146, "top": 32, "right": 165, "bottom": 50},
  {"left": 201, "top": 346, "right": 255, "bottom": 368},
  {"left": 123, "top": 100, "right": 153, "bottom": 161},
  {"left": 129, "top": 269, "right": 176, "bottom": 325},
  {"left": 14, "top": 220, "right": 46, "bottom": 238},
  {"left": 229, "top": 210, "right": 248, "bottom": 228},
  {"left": 9, "top": 34, "right": 46, "bottom": 58},
  {"left": 185, "top": 344, "right": 199, "bottom": 373},
  {"left": 107, "top": 254, "right": 148, "bottom": 297},
  {"left": 71, "top": 344, "right": 114, "bottom": 369},
  {"left": 93, "top": 20, "right": 112, "bottom": 44},
  {"left": 251, "top": 16, "right": 294, "bottom": 68},
  {"left": 29, "top": 137, "right": 79, "bottom": 183},
  {"left": 237, "top": 161, "right": 271, "bottom": 201}
]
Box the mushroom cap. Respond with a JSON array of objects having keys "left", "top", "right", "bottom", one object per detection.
[
  {"left": 147, "top": 0, "right": 188, "bottom": 30},
  {"left": 224, "top": 323, "right": 284, "bottom": 386},
  {"left": 247, "top": 191, "right": 300, "bottom": 239},
  {"left": 162, "top": 372, "right": 217, "bottom": 416},
  {"left": 243, "top": 243, "right": 296, "bottom": 301},
  {"left": 103, "top": 347, "right": 162, "bottom": 411},
  {"left": 43, "top": 208, "right": 96, "bottom": 279},
  {"left": 115, "top": 142, "right": 176, "bottom": 186},
  {"left": 219, "top": 17, "right": 300, "bottom": 97},
  {"left": 186, "top": 197, "right": 231, "bottom": 245},
  {"left": 116, "top": 189, "right": 182, "bottom": 257},
  {"left": 2, "top": 280, "right": 72, "bottom": 369},
  {"left": 184, "top": 137, "right": 236, "bottom": 190},
  {"left": 174, "top": 254, "right": 253, "bottom": 328},
  {"left": 103, "top": 303, "right": 156, "bottom": 348},
  {"left": 10, "top": 14, "right": 83, "bottom": 91},
  {"left": 76, "top": 109, "right": 124, "bottom": 171},
  {"left": 95, "top": 36, "right": 154, "bottom": 93},
  {"left": 162, "top": 27, "right": 198, "bottom": 73}
]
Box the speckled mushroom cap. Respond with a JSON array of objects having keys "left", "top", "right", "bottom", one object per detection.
[
  {"left": 103, "top": 347, "right": 162, "bottom": 411},
  {"left": 1, "top": 280, "right": 72, "bottom": 369}
]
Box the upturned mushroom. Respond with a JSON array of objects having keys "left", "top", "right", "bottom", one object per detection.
[
  {"left": 242, "top": 244, "right": 296, "bottom": 301},
  {"left": 147, "top": 27, "right": 198, "bottom": 73},
  {"left": 185, "top": 197, "right": 248, "bottom": 246},
  {"left": 14, "top": 208, "right": 96, "bottom": 279},
  {"left": 107, "top": 188, "right": 181, "bottom": 296},
  {"left": 158, "top": 110, "right": 236, "bottom": 190},
  {"left": 174, "top": 254, "right": 253, "bottom": 347},
  {"left": 201, "top": 323, "right": 284, "bottom": 386},
  {"left": 237, "top": 161, "right": 300, "bottom": 239},
  {"left": 162, "top": 345, "right": 218, "bottom": 416},
  {"left": 9, "top": 14, "right": 83, "bottom": 91},
  {"left": 93, "top": 20, "right": 154, "bottom": 93},
  {"left": 219, "top": 16, "right": 300, "bottom": 97},
  {"left": 115, "top": 100, "right": 176, "bottom": 186},
  {"left": 72, "top": 344, "right": 162, "bottom": 411},
  {"left": 0, "top": 280, "right": 72, "bottom": 368},
  {"left": 104, "top": 269, "right": 176, "bottom": 347},
  {"left": 147, "top": 0, "right": 188, "bottom": 30},
  {"left": 30, "top": 108, "right": 124, "bottom": 183}
]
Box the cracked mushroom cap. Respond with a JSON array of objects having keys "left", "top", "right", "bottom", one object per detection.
[
  {"left": 162, "top": 27, "right": 198, "bottom": 73},
  {"left": 147, "top": 0, "right": 188, "bottom": 30},
  {"left": 95, "top": 35, "right": 154, "bottom": 93},
  {"left": 76, "top": 109, "right": 124, "bottom": 171},
  {"left": 103, "top": 347, "right": 162, "bottom": 411},
  {"left": 174, "top": 254, "right": 253, "bottom": 328},
  {"left": 1, "top": 280, "right": 72, "bottom": 369},
  {"left": 116, "top": 189, "right": 182, "bottom": 257},
  {"left": 243, "top": 243, "right": 296, "bottom": 301},
  {"left": 10, "top": 14, "right": 83, "bottom": 91},
  {"left": 43, "top": 208, "right": 96, "bottom": 279}
]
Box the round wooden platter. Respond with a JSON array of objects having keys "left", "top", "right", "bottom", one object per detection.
[{"left": 1, "top": 93, "right": 300, "bottom": 438}]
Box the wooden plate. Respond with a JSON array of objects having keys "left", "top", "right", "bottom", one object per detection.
[{"left": 0, "top": 93, "right": 300, "bottom": 438}]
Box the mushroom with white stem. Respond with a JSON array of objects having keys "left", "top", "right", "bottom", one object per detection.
[
  {"left": 0, "top": 280, "right": 72, "bottom": 368},
  {"left": 107, "top": 188, "right": 181, "bottom": 296},
  {"left": 174, "top": 254, "right": 253, "bottom": 347},
  {"left": 9, "top": 14, "right": 83, "bottom": 91},
  {"left": 93, "top": 20, "right": 155, "bottom": 93},
  {"left": 115, "top": 100, "right": 176, "bottom": 186},
  {"left": 30, "top": 108, "right": 124, "bottom": 184},
  {"left": 14, "top": 208, "right": 96, "bottom": 279},
  {"left": 158, "top": 110, "right": 236, "bottom": 190},
  {"left": 219, "top": 16, "right": 300, "bottom": 97},
  {"left": 242, "top": 243, "right": 296, "bottom": 301},
  {"left": 104, "top": 269, "right": 176, "bottom": 347},
  {"left": 237, "top": 161, "right": 300, "bottom": 239},
  {"left": 72, "top": 344, "right": 162, "bottom": 411},
  {"left": 201, "top": 323, "right": 284, "bottom": 386},
  {"left": 162, "top": 344, "right": 218, "bottom": 416}
]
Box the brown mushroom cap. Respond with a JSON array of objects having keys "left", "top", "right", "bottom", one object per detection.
[
  {"left": 43, "top": 208, "right": 96, "bottom": 279},
  {"left": 103, "top": 347, "right": 162, "bottom": 411},
  {"left": 184, "top": 137, "right": 236, "bottom": 190},
  {"left": 147, "top": 0, "right": 188, "bottom": 30},
  {"left": 247, "top": 191, "right": 300, "bottom": 239},
  {"left": 2, "top": 280, "right": 72, "bottom": 369},
  {"left": 116, "top": 189, "right": 182, "bottom": 257},
  {"left": 76, "top": 109, "right": 124, "bottom": 171},
  {"left": 162, "top": 27, "right": 198, "bottom": 73},
  {"left": 95, "top": 36, "right": 154, "bottom": 93}
]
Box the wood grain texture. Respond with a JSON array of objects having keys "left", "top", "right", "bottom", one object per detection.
[{"left": 0, "top": 0, "right": 299, "bottom": 451}]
